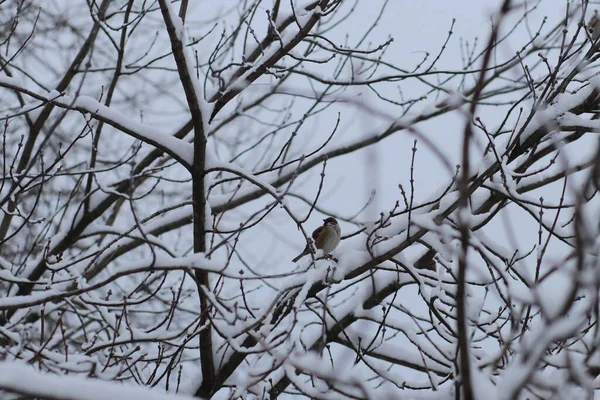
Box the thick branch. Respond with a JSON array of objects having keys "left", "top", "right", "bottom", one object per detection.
[{"left": 157, "top": 0, "right": 215, "bottom": 396}]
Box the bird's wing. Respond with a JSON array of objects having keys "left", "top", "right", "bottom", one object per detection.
[
  {"left": 315, "top": 226, "right": 331, "bottom": 249},
  {"left": 312, "top": 226, "right": 323, "bottom": 241}
]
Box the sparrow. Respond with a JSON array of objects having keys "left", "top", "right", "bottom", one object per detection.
[{"left": 292, "top": 217, "right": 341, "bottom": 263}]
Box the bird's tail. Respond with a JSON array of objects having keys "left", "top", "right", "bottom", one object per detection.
[{"left": 292, "top": 247, "right": 309, "bottom": 263}]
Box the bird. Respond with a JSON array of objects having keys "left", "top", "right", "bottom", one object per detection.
[{"left": 292, "top": 217, "right": 341, "bottom": 263}]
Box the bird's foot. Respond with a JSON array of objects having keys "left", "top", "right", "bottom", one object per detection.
[{"left": 323, "top": 253, "right": 339, "bottom": 263}]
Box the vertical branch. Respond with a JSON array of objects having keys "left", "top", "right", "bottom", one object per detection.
[
  {"left": 157, "top": 0, "right": 214, "bottom": 395},
  {"left": 457, "top": 1, "right": 511, "bottom": 399},
  {"left": 84, "top": 0, "right": 134, "bottom": 214},
  {"left": 407, "top": 139, "right": 417, "bottom": 239}
]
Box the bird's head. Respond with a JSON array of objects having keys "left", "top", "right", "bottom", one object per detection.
[{"left": 323, "top": 217, "right": 338, "bottom": 226}]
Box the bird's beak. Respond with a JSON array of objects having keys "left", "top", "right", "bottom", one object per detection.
[{"left": 323, "top": 219, "right": 327, "bottom": 223}]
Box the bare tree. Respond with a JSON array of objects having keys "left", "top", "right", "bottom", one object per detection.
[{"left": 2, "top": 0, "right": 600, "bottom": 399}]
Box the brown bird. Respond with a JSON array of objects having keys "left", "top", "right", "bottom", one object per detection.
[{"left": 292, "top": 217, "right": 341, "bottom": 263}]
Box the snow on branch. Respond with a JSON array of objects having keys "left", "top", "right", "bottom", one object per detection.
[
  {"left": 0, "top": 361, "right": 200, "bottom": 400},
  {"left": 0, "top": 77, "right": 193, "bottom": 168}
]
